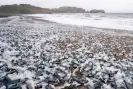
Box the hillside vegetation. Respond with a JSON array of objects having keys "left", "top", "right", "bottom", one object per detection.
[
  {"left": 0, "top": 4, "right": 105, "bottom": 17},
  {"left": 52, "top": 6, "right": 86, "bottom": 13},
  {"left": 0, "top": 4, "right": 51, "bottom": 14}
]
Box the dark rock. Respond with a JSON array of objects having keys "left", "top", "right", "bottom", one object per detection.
[{"left": 90, "top": 9, "right": 105, "bottom": 13}]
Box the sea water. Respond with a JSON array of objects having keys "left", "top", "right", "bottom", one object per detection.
[{"left": 29, "top": 13, "right": 133, "bottom": 31}]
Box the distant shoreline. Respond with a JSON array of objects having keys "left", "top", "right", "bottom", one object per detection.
[{"left": 0, "top": 4, "right": 106, "bottom": 15}]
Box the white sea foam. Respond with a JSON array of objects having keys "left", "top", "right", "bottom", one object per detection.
[{"left": 29, "top": 13, "right": 133, "bottom": 31}]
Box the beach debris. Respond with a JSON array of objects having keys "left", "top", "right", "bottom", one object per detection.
[{"left": 0, "top": 16, "right": 133, "bottom": 89}]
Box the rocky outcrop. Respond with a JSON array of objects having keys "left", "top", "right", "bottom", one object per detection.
[
  {"left": 90, "top": 9, "right": 105, "bottom": 13},
  {"left": 52, "top": 6, "right": 86, "bottom": 13}
]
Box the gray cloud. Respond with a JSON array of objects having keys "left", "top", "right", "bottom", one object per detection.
[{"left": 0, "top": 0, "right": 133, "bottom": 13}]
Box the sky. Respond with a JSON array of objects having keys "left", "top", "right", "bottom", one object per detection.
[{"left": 0, "top": 0, "right": 133, "bottom": 13}]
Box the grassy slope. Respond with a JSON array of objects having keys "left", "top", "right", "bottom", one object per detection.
[{"left": 0, "top": 4, "right": 51, "bottom": 14}]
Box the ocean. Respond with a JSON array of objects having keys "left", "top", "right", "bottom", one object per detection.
[{"left": 29, "top": 13, "right": 133, "bottom": 31}]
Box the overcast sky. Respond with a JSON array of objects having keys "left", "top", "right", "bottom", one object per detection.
[{"left": 0, "top": 0, "right": 133, "bottom": 13}]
